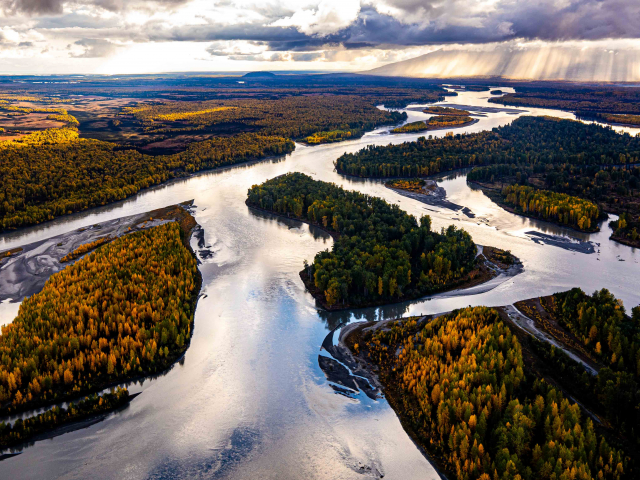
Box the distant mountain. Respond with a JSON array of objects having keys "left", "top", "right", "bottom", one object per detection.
[
  {"left": 242, "top": 71, "right": 276, "bottom": 78},
  {"left": 365, "top": 47, "right": 640, "bottom": 82}
]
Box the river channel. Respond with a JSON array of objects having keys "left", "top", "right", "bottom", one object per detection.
[{"left": 1, "top": 89, "right": 639, "bottom": 479}]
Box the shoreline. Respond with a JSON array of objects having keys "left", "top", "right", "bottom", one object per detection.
[
  {"left": 337, "top": 318, "right": 454, "bottom": 480},
  {"left": 334, "top": 297, "right": 627, "bottom": 480}
]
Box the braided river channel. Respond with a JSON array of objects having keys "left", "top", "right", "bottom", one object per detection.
[{"left": 1, "top": 89, "right": 640, "bottom": 479}]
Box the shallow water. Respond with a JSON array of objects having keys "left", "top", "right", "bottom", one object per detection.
[{"left": 1, "top": 90, "right": 639, "bottom": 479}]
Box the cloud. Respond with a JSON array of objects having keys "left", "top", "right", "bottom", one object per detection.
[
  {"left": 71, "top": 37, "right": 119, "bottom": 57},
  {"left": 1, "top": 0, "right": 640, "bottom": 71},
  {"left": 1, "top": 0, "right": 190, "bottom": 15}
]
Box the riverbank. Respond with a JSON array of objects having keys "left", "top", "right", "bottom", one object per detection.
[
  {"left": 385, "top": 182, "right": 475, "bottom": 218},
  {"left": 0, "top": 200, "right": 199, "bottom": 305}
]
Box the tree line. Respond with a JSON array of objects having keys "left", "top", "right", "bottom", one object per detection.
[
  {"left": 335, "top": 117, "right": 640, "bottom": 179},
  {"left": 0, "top": 128, "right": 294, "bottom": 231},
  {"left": 498, "top": 184, "right": 600, "bottom": 232},
  {"left": 0, "top": 222, "right": 198, "bottom": 414},
  {"left": 0, "top": 387, "right": 130, "bottom": 449},
  {"left": 247, "top": 173, "right": 477, "bottom": 308},
  {"left": 490, "top": 86, "right": 640, "bottom": 115}
]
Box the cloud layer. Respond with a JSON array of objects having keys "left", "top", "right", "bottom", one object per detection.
[{"left": 0, "top": 0, "right": 639, "bottom": 72}]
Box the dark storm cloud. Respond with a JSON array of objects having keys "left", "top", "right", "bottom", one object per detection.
[
  {"left": 1, "top": 0, "right": 188, "bottom": 15},
  {"left": 498, "top": 0, "right": 640, "bottom": 41},
  {"left": 185, "top": 0, "right": 640, "bottom": 58},
  {"left": 4, "top": 0, "right": 640, "bottom": 58}
]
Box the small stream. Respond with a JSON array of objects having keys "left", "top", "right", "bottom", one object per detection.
[{"left": 1, "top": 89, "right": 639, "bottom": 479}]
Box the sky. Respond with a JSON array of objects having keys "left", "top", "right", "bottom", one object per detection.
[{"left": 0, "top": 0, "right": 638, "bottom": 74}]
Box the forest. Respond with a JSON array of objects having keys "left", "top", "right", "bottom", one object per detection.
[
  {"left": 609, "top": 213, "right": 640, "bottom": 247},
  {"left": 521, "top": 288, "right": 640, "bottom": 448},
  {"left": 0, "top": 387, "right": 131, "bottom": 449},
  {"left": 335, "top": 117, "right": 640, "bottom": 178},
  {"left": 0, "top": 128, "right": 294, "bottom": 231},
  {"left": 391, "top": 115, "right": 473, "bottom": 134},
  {"left": 496, "top": 185, "right": 600, "bottom": 232},
  {"left": 354, "top": 307, "right": 631, "bottom": 480},
  {"left": 122, "top": 96, "right": 406, "bottom": 140},
  {"left": 0, "top": 221, "right": 199, "bottom": 414},
  {"left": 336, "top": 116, "right": 640, "bottom": 234},
  {"left": 385, "top": 178, "right": 427, "bottom": 193},
  {"left": 577, "top": 112, "right": 640, "bottom": 127},
  {"left": 246, "top": 173, "right": 478, "bottom": 308},
  {"left": 423, "top": 106, "right": 471, "bottom": 115},
  {"left": 304, "top": 129, "right": 360, "bottom": 144},
  {"left": 490, "top": 86, "right": 640, "bottom": 114}
]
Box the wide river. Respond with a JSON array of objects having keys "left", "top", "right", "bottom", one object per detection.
[{"left": 1, "top": 89, "right": 639, "bottom": 479}]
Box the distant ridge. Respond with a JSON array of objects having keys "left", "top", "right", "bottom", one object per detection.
[
  {"left": 365, "top": 47, "right": 640, "bottom": 82},
  {"left": 242, "top": 71, "right": 276, "bottom": 78}
]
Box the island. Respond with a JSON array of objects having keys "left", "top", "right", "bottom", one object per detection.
[
  {"left": 338, "top": 286, "right": 640, "bottom": 479},
  {"left": 247, "top": 172, "right": 520, "bottom": 310},
  {"left": 391, "top": 115, "right": 475, "bottom": 133},
  {"left": 422, "top": 106, "right": 471, "bottom": 116}
]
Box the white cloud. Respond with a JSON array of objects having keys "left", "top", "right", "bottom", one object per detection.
[{"left": 271, "top": 0, "right": 360, "bottom": 36}]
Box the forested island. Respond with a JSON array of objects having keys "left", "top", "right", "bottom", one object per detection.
[
  {"left": 0, "top": 218, "right": 200, "bottom": 416},
  {"left": 423, "top": 106, "right": 471, "bottom": 116},
  {"left": 391, "top": 115, "right": 474, "bottom": 134},
  {"left": 342, "top": 286, "right": 640, "bottom": 480},
  {"left": 336, "top": 116, "right": 640, "bottom": 235},
  {"left": 247, "top": 173, "right": 517, "bottom": 309}
]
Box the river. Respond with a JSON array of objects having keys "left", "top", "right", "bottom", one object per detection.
[{"left": 1, "top": 89, "right": 639, "bottom": 479}]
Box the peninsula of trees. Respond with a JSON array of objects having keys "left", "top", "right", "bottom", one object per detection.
[
  {"left": 0, "top": 220, "right": 199, "bottom": 415},
  {"left": 0, "top": 387, "right": 131, "bottom": 449},
  {"left": 479, "top": 184, "right": 600, "bottom": 232},
  {"left": 346, "top": 304, "right": 634, "bottom": 480},
  {"left": 247, "top": 173, "right": 494, "bottom": 309},
  {"left": 489, "top": 85, "right": 640, "bottom": 115}
]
